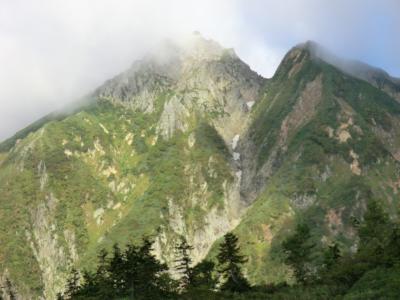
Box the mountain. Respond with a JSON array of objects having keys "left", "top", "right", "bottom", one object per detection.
[{"left": 1, "top": 34, "right": 400, "bottom": 299}]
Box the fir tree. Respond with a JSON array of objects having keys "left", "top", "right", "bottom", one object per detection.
[
  {"left": 282, "top": 223, "right": 315, "bottom": 284},
  {"left": 4, "top": 278, "right": 15, "bottom": 300},
  {"left": 64, "top": 268, "right": 80, "bottom": 299},
  {"left": 135, "top": 237, "right": 170, "bottom": 298},
  {"left": 61, "top": 239, "right": 178, "bottom": 299},
  {"left": 174, "top": 236, "right": 194, "bottom": 289},
  {"left": 191, "top": 260, "right": 216, "bottom": 289},
  {"left": 123, "top": 243, "right": 140, "bottom": 299},
  {"left": 323, "top": 242, "right": 341, "bottom": 271},
  {"left": 108, "top": 244, "right": 126, "bottom": 295},
  {"left": 217, "top": 233, "right": 250, "bottom": 293},
  {"left": 358, "top": 199, "right": 391, "bottom": 249}
]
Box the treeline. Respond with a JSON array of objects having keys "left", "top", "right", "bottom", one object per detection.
[
  {"left": 59, "top": 233, "right": 249, "bottom": 299},
  {"left": 280, "top": 199, "right": 400, "bottom": 298},
  {"left": 59, "top": 199, "right": 400, "bottom": 299}
]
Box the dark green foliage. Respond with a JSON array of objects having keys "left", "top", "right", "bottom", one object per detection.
[
  {"left": 65, "top": 238, "right": 177, "bottom": 299},
  {"left": 174, "top": 237, "right": 194, "bottom": 289},
  {"left": 195, "top": 122, "right": 230, "bottom": 157},
  {"left": 322, "top": 242, "right": 341, "bottom": 272},
  {"left": 272, "top": 199, "right": 400, "bottom": 299},
  {"left": 344, "top": 266, "right": 400, "bottom": 300},
  {"left": 62, "top": 234, "right": 255, "bottom": 299},
  {"left": 132, "top": 238, "right": 174, "bottom": 298},
  {"left": 65, "top": 268, "right": 80, "bottom": 299},
  {"left": 2, "top": 278, "right": 16, "bottom": 300},
  {"left": 358, "top": 199, "right": 391, "bottom": 248},
  {"left": 191, "top": 260, "right": 217, "bottom": 290},
  {"left": 108, "top": 244, "right": 125, "bottom": 294},
  {"left": 217, "top": 233, "right": 250, "bottom": 293},
  {"left": 325, "top": 199, "right": 396, "bottom": 288},
  {"left": 282, "top": 223, "right": 315, "bottom": 284}
]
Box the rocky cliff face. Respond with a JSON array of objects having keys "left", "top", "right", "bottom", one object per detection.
[{"left": 1, "top": 35, "right": 400, "bottom": 299}]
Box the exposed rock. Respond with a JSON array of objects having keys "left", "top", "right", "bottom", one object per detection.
[
  {"left": 350, "top": 150, "right": 361, "bottom": 175},
  {"left": 26, "top": 194, "right": 71, "bottom": 299},
  {"left": 37, "top": 160, "right": 48, "bottom": 191},
  {"left": 326, "top": 208, "right": 344, "bottom": 236},
  {"left": 3, "top": 35, "right": 400, "bottom": 297},
  {"left": 246, "top": 101, "right": 255, "bottom": 110},
  {"left": 99, "top": 123, "right": 109, "bottom": 134},
  {"left": 157, "top": 95, "right": 190, "bottom": 139},
  {"left": 232, "top": 134, "right": 240, "bottom": 150},
  {"left": 93, "top": 208, "right": 105, "bottom": 225},
  {"left": 240, "top": 74, "right": 323, "bottom": 204},
  {"left": 188, "top": 132, "right": 195, "bottom": 148},
  {"left": 291, "top": 193, "right": 317, "bottom": 209}
]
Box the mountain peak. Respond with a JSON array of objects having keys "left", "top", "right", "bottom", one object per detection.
[
  {"left": 296, "top": 40, "right": 400, "bottom": 101},
  {"left": 3, "top": 34, "right": 400, "bottom": 299},
  {"left": 277, "top": 40, "right": 400, "bottom": 100},
  {"left": 177, "top": 32, "right": 236, "bottom": 62},
  {"left": 95, "top": 32, "right": 257, "bottom": 108},
  {"left": 295, "top": 40, "right": 321, "bottom": 52}
]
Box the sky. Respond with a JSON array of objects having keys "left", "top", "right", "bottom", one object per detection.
[{"left": 0, "top": 0, "right": 399, "bottom": 141}]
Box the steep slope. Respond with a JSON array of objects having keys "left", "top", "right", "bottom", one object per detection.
[
  {"left": 224, "top": 42, "right": 400, "bottom": 284},
  {"left": 0, "top": 34, "right": 263, "bottom": 299},
  {"left": 1, "top": 36, "right": 400, "bottom": 299},
  {"left": 306, "top": 41, "right": 400, "bottom": 102}
]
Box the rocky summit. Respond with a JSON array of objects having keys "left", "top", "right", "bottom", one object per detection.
[{"left": 1, "top": 34, "right": 400, "bottom": 299}]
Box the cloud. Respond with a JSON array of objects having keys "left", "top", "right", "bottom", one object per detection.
[{"left": 0, "top": 0, "right": 399, "bottom": 140}]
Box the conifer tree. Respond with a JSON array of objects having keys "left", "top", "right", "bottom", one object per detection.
[
  {"left": 108, "top": 244, "right": 126, "bottom": 295},
  {"left": 358, "top": 199, "right": 390, "bottom": 249},
  {"left": 123, "top": 243, "right": 140, "bottom": 298},
  {"left": 323, "top": 242, "right": 341, "bottom": 271},
  {"left": 4, "top": 278, "right": 15, "bottom": 300},
  {"left": 136, "top": 237, "right": 170, "bottom": 298},
  {"left": 174, "top": 236, "right": 194, "bottom": 289},
  {"left": 61, "top": 239, "right": 178, "bottom": 299},
  {"left": 282, "top": 223, "right": 315, "bottom": 284},
  {"left": 217, "top": 233, "right": 250, "bottom": 293},
  {"left": 94, "top": 248, "right": 114, "bottom": 298},
  {"left": 191, "top": 260, "right": 216, "bottom": 289},
  {"left": 64, "top": 268, "right": 80, "bottom": 299}
]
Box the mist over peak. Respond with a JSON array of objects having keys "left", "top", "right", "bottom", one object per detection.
[
  {"left": 289, "top": 39, "right": 400, "bottom": 92},
  {"left": 0, "top": 0, "right": 399, "bottom": 142}
]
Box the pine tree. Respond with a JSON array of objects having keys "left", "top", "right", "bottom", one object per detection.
[
  {"left": 282, "top": 223, "right": 315, "bottom": 284},
  {"left": 4, "top": 278, "right": 15, "bottom": 300},
  {"left": 191, "top": 260, "right": 216, "bottom": 289},
  {"left": 174, "top": 236, "right": 194, "bottom": 289},
  {"left": 64, "top": 268, "right": 80, "bottom": 299},
  {"left": 326, "top": 200, "right": 395, "bottom": 288},
  {"left": 93, "top": 248, "right": 113, "bottom": 298},
  {"left": 323, "top": 242, "right": 341, "bottom": 271},
  {"left": 136, "top": 238, "right": 170, "bottom": 298},
  {"left": 96, "top": 248, "right": 109, "bottom": 278},
  {"left": 320, "top": 241, "right": 341, "bottom": 282},
  {"left": 108, "top": 244, "right": 126, "bottom": 295},
  {"left": 384, "top": 224, "right": 400, "bottom": 265},
  {"left": 60, "top": 239, "right": 178, "bottom": 299},
  {"left": 358, "top": 199, "right": 390, "bottom": 249},
  {"left": 123, "top": 243, "right": 140, "bottom": 299},
  {"left": 217, "top": 233, "right": 250, "bottom": 293}
]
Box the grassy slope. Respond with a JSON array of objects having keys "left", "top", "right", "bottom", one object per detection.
[
  {"left": 2, "top": 45, "right": 400, "bottom": 296},
  {"left": 227, "top": 51, "right": 400, "bottom": 284},
  {"left": 0, "top": 87, "right": 233, "bottom": 296}
]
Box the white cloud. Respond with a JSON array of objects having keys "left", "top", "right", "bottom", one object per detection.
[{"left": 0, "top": 0, "right": 399, "bottom": 140}]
